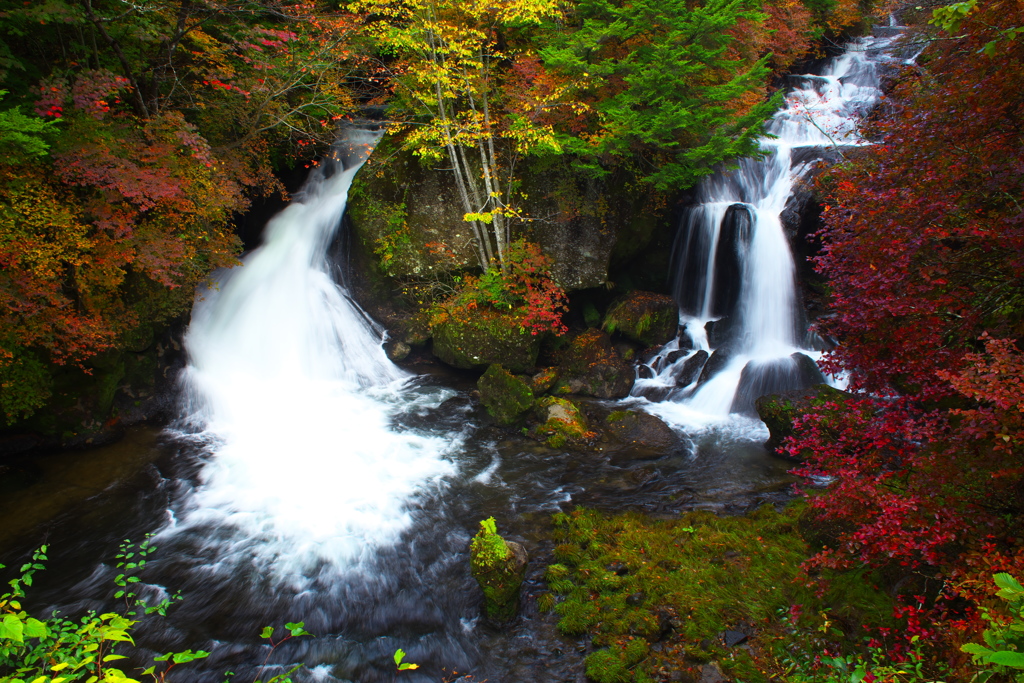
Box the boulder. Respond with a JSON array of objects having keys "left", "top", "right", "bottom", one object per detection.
[
  {"left": 602, "top": 291, "right": 679, "bottom": 347},
  {"left": 731, "top": 352, "right": 827, "bottom": 415},
  {"left": 604, "top": 410, "right": 678, "bottom": 453},
  {"left": 672, "top": 350, "right": 709, "bottom": 387},
  {"left": 384, "top": 340, "right": 411, "bottom": 362},
  {"left": 556, "top": 329, "right": 635, "bottom": 399},
  {"left": 432, "top": 312, "right": 541, "bottom": 373},
  {"left": 470, "top": 517, "right": 528, "bottom": 622},
  {"left": 530, "top": 367, "right": 559, "bottom": 395},
  {"left": 535, "top": 396, "right": 593, "bottom": 449},
  {"left": 754, "top": 383, "right": 854, "bottom": 455},
  {"left": 696, "top": 343, "right": 735, "bottom": 386},
  {"left": 478, "top": 364, "right": 535, "bottom": 425}
]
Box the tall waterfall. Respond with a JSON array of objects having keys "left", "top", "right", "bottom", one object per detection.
[
  {"left": 174, "top": 128, "right": 455, "bottom": 575},
  {"left": 635, "top": 36, "right": 901, "bottom": 428}
]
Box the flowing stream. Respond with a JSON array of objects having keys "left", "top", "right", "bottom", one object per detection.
[{"left": 0, "top": 31, "right": 908, "bottom": 683}]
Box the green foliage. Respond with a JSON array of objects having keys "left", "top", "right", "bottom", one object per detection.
[
  {"left": 0, "top": 545, "right": 156, "bottom": 683},
  {"left": 0, "top": 91, "right": 57, "bottom": 163},
  {"left": 930, "top": 0, "right": 978, "bottom": 32},
  {"left": 961, "top": 574, "right": 1024, "bottom": 681},
  {"left": 540, "top": 0, "right": 780, "bottom": 190},
  {"left": 0, "top": 544, "right": 318, "bottom": 683}
]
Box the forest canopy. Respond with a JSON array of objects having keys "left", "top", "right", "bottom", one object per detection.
[{"left": 0, "top": 0, "right": 852, "bottom": 424}]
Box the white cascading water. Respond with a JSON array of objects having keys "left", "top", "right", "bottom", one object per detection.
[
  {"left": 636, "top": 35, "right": 900, "bottom": 429},
  {"left": 172, "top": 128, "right": 455, "bottom": 577}
]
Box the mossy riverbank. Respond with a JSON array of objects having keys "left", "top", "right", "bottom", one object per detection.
[{"left": 540, "top": 503, "right": 903, "bottom": 683}]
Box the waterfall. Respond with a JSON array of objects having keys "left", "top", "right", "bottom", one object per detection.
[
  {"left": 172, "top": 128, "right": 456, "bottom": 577},
  {"left": 636, "top": 35, "right": 901, "bottom": 429}
]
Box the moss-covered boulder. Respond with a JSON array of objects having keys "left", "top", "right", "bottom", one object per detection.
[
  {"left": 555, "top": 329, "right": 635, "bottom": 399},
  {"left": 470, "top": 517, "right": 528, "bottom": 622},
  {"left": 531, "top": 367, "right": 559, "bottom": 395},
  {"left": 602, "top": 291, "right": 679, "bottom": 347},
  {"left": 535, "top": 396, "right": 593, "bottom": 449},
  {"left": 432, "top": 312, "right": 541, "bottom": 373},
  {"left": 754, "top": 384, "right": 854, "bottom": 456},
  {"left": 478, "top": 365, "right": 535, "bottom": 425},
  {"left": 604, "top": 410, "right": 678, "bottom": 454}
]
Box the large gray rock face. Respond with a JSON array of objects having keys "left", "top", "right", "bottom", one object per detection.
[{"left": 348, "top": 150, "right": 663, "bottom": 290}]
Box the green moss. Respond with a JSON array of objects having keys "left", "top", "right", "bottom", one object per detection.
[
  {"left": 432, "top": 312, "right": 541, "bottom": 373},
  {"left": 478, "top": 364, "right": 534, "bottom": 425},
  {"left": 535, "top": 396, "right": 592, "bottom": 449},
  {"left": 601, "top": 292, "right": 678, "bottom": 346},
  {"left": 470, "top": 517, "right": 526, "bottom": 621},
  {"left": 545, "top": 504, "right": 899, "bottom": 682}
]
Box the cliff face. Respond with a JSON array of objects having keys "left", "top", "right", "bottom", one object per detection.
[{"left": 347, "top": 149, "right": 670, "bottom": 293}]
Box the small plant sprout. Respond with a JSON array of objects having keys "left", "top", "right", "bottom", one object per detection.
[{"left": 394, "top": 648, "right": 419, "bottom": 671}]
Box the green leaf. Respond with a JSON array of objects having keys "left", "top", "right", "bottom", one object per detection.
[
  {"left": 996, "top": 573, "right": 1024, "bottom": 592},
  {"left": 260, "top": 626, "right": 274, "bottom": 639},
  {"left": 990, "top": 651, "right": 1024, "bottom": 668},
  {"left": 962, "top": 643, "right": 995, "bottom": 655},
  {"left": 23, "top": 618, "right": 47, "bottom": 639},
  {"left": 394, "top": 649, "right": 406, "bottom": 666},
  {"left": 1, "top": 613, "right": 25, "bottom": 643}
]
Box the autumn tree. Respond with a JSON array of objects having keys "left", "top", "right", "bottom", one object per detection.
[
  {"left": 786, "top": 0, "right": 1024, "bottom": 660},
  {"left": 352, "top": 0, "right": 565, "bottom": 272},
  {"left": 0, "top": 0, "right": 371, "bottom": 424}
]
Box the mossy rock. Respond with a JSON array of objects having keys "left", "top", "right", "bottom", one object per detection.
[
  {"left": 556, "top": 329, "right": 634, "bottom": 399},
  {"left": 604, "top": 410, "right": 678, "bottom": 454},
  {"left": 602, "top": 291, "right": 679, "bottom": 347},
  {"left": 432, "top": 312, "right": 541, "bottom": 374},
  {"left": 535, "top": 396, "right": 593, "bottom": 449},
  {"left": 754, "top": 384, "right": 854, "bottom": 456},
  {"left": 478, "top": 364, "right": 535, "bottom": 425},
  {"left": 531, "top": 367, "right": 559, "bottom": 395},
  {"left": 470, "top": 518, "right": 528, "bottom": 622}
]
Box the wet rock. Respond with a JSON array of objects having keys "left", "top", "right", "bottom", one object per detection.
[
  {"left": 711, "top": 204, "right": 754, "bottom": 320},
  {"left": 602, "top": 291, "right": 679, "bottom": 347},
  {"left": 664, "top": 349, "right": 685, "bottom": 366},
  {"left": 722, "top": 630, "right": 748, "bottom": 647},
  {"left": 673, "top": 350, "right": 709, "bottom": 387},
  {"left": 478, "top": 364, "right": 535, "bottom": 425},
  {"left": 384, "top": 340, "right": 411, "bottom": 362},
  {"left": 607, "top": 561, "right": 629, "bottom": 576},
  {"left": 755, "top": 383, "right": 854, "bottom": 455},
  {"left": 704, "top": 319, "right": 732, "bottom": 348},
  {"left": 668, "top": 672, "right": 698, "bottom": 683},
  {"left": 638, "top": 365, "right": 655, "bottom": 379},
  {"left": 470, "top": 517, "right": 528, "bottom": 622},
  {"left": 531, "top": 367, "right": 559, "bottom": 395},
  {"left": 701, "top": 662, "right": 729, "bottom": 683},
  {"left": 696, "top": 344, "right": 735, "bottom": 386},
  {"left": 432, "top": 314, "right": 540, "bottom": 373},
  {"left": 556, "top": 329, "right": 634, "bottom": 399},
  {"left": 730, "top": 352, "right": 827, "bottom": 415},
  {"left": 604, "top": 410, "right": 678, "bottom": 453},
  {"left": 535, "top": 396, "right": 592, "bottom": 449}
]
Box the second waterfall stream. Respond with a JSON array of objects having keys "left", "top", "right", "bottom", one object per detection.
[{"left": 633, "top": 33, "right": 904, "bottom": 430}]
